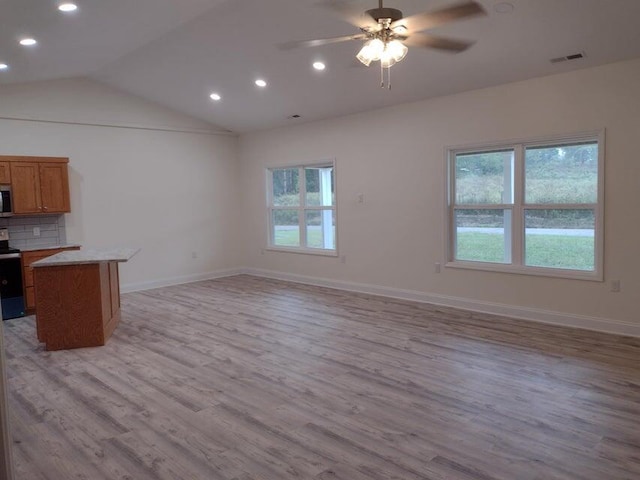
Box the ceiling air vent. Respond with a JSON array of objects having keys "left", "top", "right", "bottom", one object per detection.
[{"left": 550, "top": 52, "right": 585, "bottom": 64}]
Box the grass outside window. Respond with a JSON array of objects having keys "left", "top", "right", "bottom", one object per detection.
[{"left": 448, "top": 133, "right": 603, "bottom": 279}]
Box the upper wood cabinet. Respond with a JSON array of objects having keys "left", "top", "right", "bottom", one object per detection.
[
  {"left": 4, "top": 156, "right": 71, "bottom": 215},
  {"left": 10, "top": 163, "right": 42, "bottom": 214},
  {"left": 39, "top": 163, "right": 70, "bottom": 213},
  {"left": 0, "top": 162, "right": 10, "bottom": 183}
]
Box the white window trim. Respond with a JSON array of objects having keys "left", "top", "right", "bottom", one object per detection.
[
  {"left": 266, "top": 159, "right": 338, "bottom": 257},
  {"left": 444, "top": 130, "right": 605, "bottom": 281}
]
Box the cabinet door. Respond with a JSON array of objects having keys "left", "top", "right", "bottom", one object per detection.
[
  {"left": 10, "top": 163, "right": 42, "bottom": 214},
  {"left": 0, "top": 162, "right": 10, "bottom": 183},
  {"left": 39, "top": 163, "right": 70, "bottom": 213}
]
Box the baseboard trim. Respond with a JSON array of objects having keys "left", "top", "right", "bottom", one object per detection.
[
  {"left": 121, "top": 268, "right": 244, "bottom": 294},
  {"left": 243, "top": 267, "right": 640, "bottom": 338}
]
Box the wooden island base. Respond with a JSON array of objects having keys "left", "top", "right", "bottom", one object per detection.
[{"left": 34, "top": 261, "right": 121, "bottom": 351}]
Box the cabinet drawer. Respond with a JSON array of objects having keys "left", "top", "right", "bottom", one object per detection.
[
  {"left": 21, "top": 247, "right": 80, "bottom": 313},
  {"left": 24, "top": 266, "right": 34, "bottom": 288},
  {"left": 25, "top": 286, "right": 35, "bottom": 310},
  {"left": 22, "top": 251, "right": 62, "bottom": 287}
]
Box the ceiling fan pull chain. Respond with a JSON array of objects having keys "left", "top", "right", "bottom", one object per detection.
[
  {"left": 380, "top": 60, "right": 385, "bottom": 88},
  {"left": 388, "top": 64, "right": 391, "bottom": 90}
]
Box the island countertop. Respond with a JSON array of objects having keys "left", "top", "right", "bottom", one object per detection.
[{"left": 31, "top": 247, "right": 140, "bottom": 268}]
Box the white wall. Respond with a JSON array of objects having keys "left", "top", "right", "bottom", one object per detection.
[
  {"left": 0, "top": 78, "right": 240, "bottom": 289},
  {"left": 2, "top": 62, "right": 639, "bottom": 334},
  {"left": 239, "top": 58, "right": 640, "bottom": 332}
]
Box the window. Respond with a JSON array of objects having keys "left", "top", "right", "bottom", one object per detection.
[
  {"left": 447, "top": 132, "right": 603, "bottom": 279},
  {"left": 268, "top": 162, "right": 336, "bottom": 254}
]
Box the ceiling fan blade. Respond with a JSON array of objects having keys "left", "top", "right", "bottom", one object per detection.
[
  {"left": 391, "top": 1, "right": 486, "bottom": 32},
  {"left": 316, "top": 0, "right": 379, "bottom": 30},
  {"left": 403, "top": 33, "right": 474, "bottom": 52},
  {"left": 279, "top": 33, "right": 367, "bottom": 50}
]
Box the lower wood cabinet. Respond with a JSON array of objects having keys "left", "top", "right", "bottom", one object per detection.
[
  {"left": 21, "top": 247, "right": 80, "bottom": 314},
  {"left": 34, "top": 261, "right": 122, "bottom": 351}
]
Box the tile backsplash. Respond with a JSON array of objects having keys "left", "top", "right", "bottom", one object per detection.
[{"left": 0, "top": 215, "right": 67, "bottom": 249}]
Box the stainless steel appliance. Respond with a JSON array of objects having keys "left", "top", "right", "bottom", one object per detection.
[
  {"left": 0, "top": 185, "right": 13, "bottom": 217},
  {"left": 0, "top": 228, "right": 24, "bottom": 320}
]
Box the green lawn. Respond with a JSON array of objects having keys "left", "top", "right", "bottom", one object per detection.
[
  {"left": 275, "top": 229, "right": 594, "bottom": 270},
  {"left": 274, "top": 228, "right": 326, "bottom": 249},
  {"left": 456, "top": 232, "right": 594, "bottom": 270}
]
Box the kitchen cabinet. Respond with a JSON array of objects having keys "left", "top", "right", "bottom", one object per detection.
[
  {"left": 21, "top": 247, "right": 80, "bottom": 314},
  {"left": 0, "top": 162, "right": 10, "bottom": 183},
  {"left": 38, "top": 163, "right": 71, "bottom": 213},
  {"left": 4, "top": 156, "right": 70, "bottom": 215},
  {"left": 34, "top": 261, "right": 121, "bottom": 350},
  {"left": 31, "top": 248, "right": 138, "bottom": 351},
  {"left": 9, "top": 163, "right": 41, "bottom": 214}
]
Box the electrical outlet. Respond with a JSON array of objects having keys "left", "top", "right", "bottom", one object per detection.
[
  {"left": 356, "top": 193, "right": 364, "bottom": 204},
  {"left": 435, "top": 262, "right": 441, "bottom": 273},
  {"left": 340, "top": 255, "right": 347, "bottom": 264},
  {"left": 33, "top": 227, "right": 40, "bottom": 237},
  {"left": 610, "top": 280, "right": 621, "bottom": 293},
  {"left": 191, "top": 251, "right": 197, "bottom": 259}
]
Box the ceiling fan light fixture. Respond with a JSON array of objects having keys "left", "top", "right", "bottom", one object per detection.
[
  {"left": 356, "top": 38, "right": 385, "bottom": 66},
  {"left": 377, "top": 40, "right": 408, "bottom": 69},
  {"left": 386, "top": 39, "right": 408, "bottom": 62},
  {"left": 356, "top": 45, "right": 373, "bottom": 66},
  {"left": 379, "top": 51, "right": 397, "bottom": 69}
]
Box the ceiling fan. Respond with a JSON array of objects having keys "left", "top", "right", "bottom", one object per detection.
[{"left": 283, "top": 0, "right": 487, "bottom": 88}]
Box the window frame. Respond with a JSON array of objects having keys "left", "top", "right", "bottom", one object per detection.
[
  {"left": 266, "top": 159, "right": 338, "bottom": 257},
  {"left": 445, "top": 130, "right": 604, "bottom": 281}
]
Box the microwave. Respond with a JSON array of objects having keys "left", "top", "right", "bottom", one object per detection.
[{"left": 0, "top": 185, "right": 13, "bottom": 217}]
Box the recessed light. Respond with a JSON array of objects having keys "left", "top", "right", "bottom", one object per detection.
[
  {"left": 255, "top": 79, "right": 267, "bottom": 88},
  {"left": 58, "top": 3, "right": 78, "bottom": 12},
  {"left": 209, "top": 93, "right": 221, "bottom": 101},
  {"left": 494, "top": 2, "right": 514, "bottom": 13},
  {"left": 0, "top": 63, "right": 8, "bottom": 71},
  {"left": 19, "top": 38, "right": 37, "bottom": 46},
  {"left": 313, "top": 61, "right": 326, "bottom": 71}
]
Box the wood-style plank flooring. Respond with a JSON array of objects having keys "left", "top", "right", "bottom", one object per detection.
[{"left": 4, "top": 274, "right": 640, "bottom": 479}]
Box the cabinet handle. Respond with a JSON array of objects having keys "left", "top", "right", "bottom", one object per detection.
[{"left": 43, "top": 206, "right": 48, "bottom": 211}]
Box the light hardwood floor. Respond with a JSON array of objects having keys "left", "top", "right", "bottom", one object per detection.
[{"left": 4, "top": 275, "right": 640, "bottom": 479}]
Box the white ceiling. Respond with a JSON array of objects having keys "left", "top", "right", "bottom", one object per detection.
[{"left": 1, "top": 0, "right": 640, "bottom": 133}]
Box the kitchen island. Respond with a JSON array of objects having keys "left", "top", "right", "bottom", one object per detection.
[{"left": 32, "top": 247, "right": 139, "bottom": 351}]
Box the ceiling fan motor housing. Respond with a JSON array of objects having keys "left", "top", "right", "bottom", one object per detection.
[{"left": 366, "top": 7, "right": 404, "bottom": 24}]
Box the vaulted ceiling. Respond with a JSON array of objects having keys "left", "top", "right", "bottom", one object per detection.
[{"left": 1, "top": 0, "right": 640, "bottom": 133}]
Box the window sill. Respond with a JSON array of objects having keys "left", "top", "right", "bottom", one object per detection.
[
  {"left": 265, "top": 246, "right": 338, "bottom": 257},
  {"left": 445, "top": 260, "right": 603, "bottom": 282}
]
